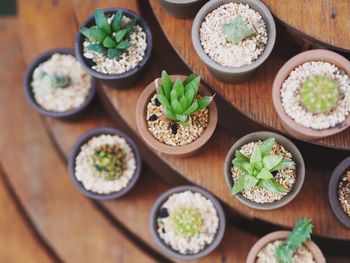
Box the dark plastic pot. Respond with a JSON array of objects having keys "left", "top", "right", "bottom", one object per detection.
[
  {"left": 224, "top": 131, "right": 305, "bottom": 210},
  {"left": 68, "top": 127, "right": 142, "bottom": 200},
  {"left": 75, "top": 8, "right": 153, "bottom": 88},
  {"left": 157, "top": 0, "right": 208, "bottom": 19},
  {"left": 328, "top": 156, "right": 350, "bottom": 228},
  {"left": 149, "top": 185, "right": 226, "bottom": 260},
  {"left": 192, "top": 0, "right": 276, "bottom": 83},
  {"left": 24, "top": 48, "right": 96, "bottom": 119}
]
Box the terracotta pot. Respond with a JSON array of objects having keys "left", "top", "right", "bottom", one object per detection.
[
  {"left": 224, "top": 131, "right": 305, "bottom": 210},
  {"left": 328, "top": 156, "right": 350, "bottom": 228},
  {"left": 68, "top": 127, "right": 142, "bottom": 200},
  {"left": 272, "top": 49, "right": 350, "bottom": 141},
  {"left": 136, "top": 75, "right": 218, "bottom": 157},
  {"left": 75, "top": 8, "right": 153, "bottom": 88},
  {"left": 192, "top": 0, "right": 276, "bottom": 83},
  {"left": 246, "top": 231, "right": 326, "bottom": 263},
  {"left": 157, "top": 0, "right": 208, "bottom": 19},
  {"left": 149, "top": 185, "right": 226, "bottom": 260},
  {"left": 24, "top": 48, "right": 96, "bottom": 119}
]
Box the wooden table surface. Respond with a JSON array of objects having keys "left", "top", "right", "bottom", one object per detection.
[{"left": 0, "top": 0, "right": 350, "bottom": 261}]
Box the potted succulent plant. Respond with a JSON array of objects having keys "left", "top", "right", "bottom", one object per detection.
[
  {"left": 192, "top": 0, "right": 276, "bottom": 83},
  {"left": 272, "top": 49, "right": 350, "bottom": 141},
  {"left": 75, "top": 8, "right": 153, "bottom": 87},
  {"left": 247, "top": 219, "right": 326, "bottom": 263},
  {"left": 149, "top": 185, "right": 225, "bottom": 260},
  {"left": 136, "top": 70, "right": 218, "bottom": 156},
  {"left": 68, "top": 127, "right": 142, "bottom": 200},
  {"left": 224, "top": 131, "right": 305, "bottom": 210},
  {"left": 328, "top": 156, "right": 350, "bottom": 228},
  {"left": 157, "top": 0, "right": 208, "bottom": 19},
  {"left": 24, "top": 48, "right": 96, "bottom": 119}
]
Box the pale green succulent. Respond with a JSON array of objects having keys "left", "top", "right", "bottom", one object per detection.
[
  {"left": 300, "top": 75, "right": 339, "bottom": 114},
  {"left": 173, "top": 207, "right": 202, "bottom": 237},
  {"left": 222, "top": 16, "right": 256, "bottom": 44},
  {"left": 38, "top": 70, "right": 71, "bottom": 89}
]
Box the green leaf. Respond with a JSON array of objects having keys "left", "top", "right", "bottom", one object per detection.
[
  {"left": 50, "top": 74, "right": 71, "bottom": 88},
  {"left": 183, "top": 73, "right": 199, "bottom": 86},
  {"left": 87, "top": 43, "right": 106, "bottom": 53},
  {"left": 185, "top": 88, "right": 195, "bottom": 108},
  {"left": 235, "top": 150, "right": 249, "bottom": 162},
  {"left": 256, "top": 168, "right": 273, "bottom": 179},
  {"left": 259, "top": 138, "right": 275, "bottom": 156},
  {"left": 232, "top": 159, "right": 248, "bottom": 173},
  {"left": 111, "top": 10, "right": 123, "bottom": 32},
  {"left": 175, "top": 114, "right": 188, "bottom": 124},
  {"left": 103, "top": 36, "right": 116, "bottom": 48},
  {"left": 157, "top": 94, "right": 171, "bottom": 109},
  {"left": 231, "top": 175, "right": 245, "bottom": 195},
  {"left": 243, "top": 162, "right": 253, "bottom": 174},
  {"left": 107, "top": 48, "right": 121, "bottom": 59},
  {"left": 161, "top": 71, "right": 172, "bottom": 100},
  {"left": 170, "top": 89, "right": 178, "bottom": 102},
  {"left": 88, "top": 26, "right": 107, "bottom": 42},
  {"left": 222, "top": 16, "right": 256, "bottom": 44},
  {"left": 263, "top": 155, "right": 283, "bottom": 171},
  {"left": 275, "top": 245, "right": 293, "bottom": 263},
  {"left": 115, "top": 29, "right": 127, "bottom": 43},
  {"left": 173, "top": 79, "right": 185, "bottom": 98},
  {"left": 195, "top": 96, "right": 214, "bottom": 112},
  {"left": 184, "top": 75, "right": 200, "bottom": 98},
  {"left": 250, "top": 146, "right": 262, "bottom": 168},
  {"left": 80, "top": 27, "right": 95, "bottom": 41},
  {"left": 125, "top": 18, "right": 137, "bottom": 34},
  {"left": 163, "top": 108, "right": 176, "bottom": 121},
  {"left": 183, "top": 101, "right": 198, "bottom": 115},
  {"left": 271, "top": 159, "right": 295, "bottom": 172},
  {"left": 179, "top": 96, "right": 187, "bottom": 110},
  {"left": 171, "top": 98, "right": 184, "bottom": 114},
  {"left": 259, "top": 179, "right": 288, "bottom": 194},
  {"left": 156, "top": 85, "right": 164, "bottom": 96},
  {"left": 95, "top": 8, "right": 111, "bottom": 34},
  {"left": 116, "top": 40, "right": 131, "bottom": 50},
  {"left": 244, "top": 174, "right": 259, "bottom": 190}
]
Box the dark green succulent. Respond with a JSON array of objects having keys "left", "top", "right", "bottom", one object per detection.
[
  {"left": 222, "top": 16, "right": 256, "bottom": 44},
  {"left": 156, "top": 71, "right": 214, "bottom": 126},
  {"left": 80, "top": 8, "right": 136, "bottom": 59},
  {"left": 231, "top": 138, "right": 295, "bottom": 195},
  {"left": 275, "top": 218, "right": 313, "bottom": 263}
]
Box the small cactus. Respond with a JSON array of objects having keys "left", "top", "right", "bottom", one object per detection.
[
  {"left": 300, "top": 75, "right": 339, "bottom": 114},
  {"left": 173, "top": 207, "right": 202, "bottom": 237},
  {"left": 92, "top": 144, "right": 127, "bottom": 180}
]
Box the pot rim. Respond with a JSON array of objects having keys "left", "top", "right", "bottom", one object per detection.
[
  {"left": 272, "top": 49, "right": 350, "bottom": 139},
  {"left": 328, "top": 156, "right": 350, "bottom": 228},
  {"left": 135, "top": 75, "right": 218, "bottom": 156},
  {"left": 149, "top": 185, "right": 226, "bottom": 260},
  {"left": 23, "top": 48, "right": 96, "bottom": 118},
  {"left": 224, "top": 131, "right": 305, "bottom": 210},
  {"left": 161, "top": 0, "right": 203, "bottom": 3},
  {"left": 67, "top": 127, "right": 142, "bottom": 200},
  {"left": 74, "top": 8, "right": 153, "bottom": 80},
  {"left": 246, "top": 231, "right": 326, "bottom": 263},
  {"left": 191, "top": 0, "right": 276, "bottom": 74}
]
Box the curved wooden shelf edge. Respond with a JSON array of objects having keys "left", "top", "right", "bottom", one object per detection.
[{"left": 148, "top": 0, "right": 350, "bottom": 151}]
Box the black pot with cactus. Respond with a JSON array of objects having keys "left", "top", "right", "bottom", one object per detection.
[{"left": 75, "top": 8, "right": 153, "bottom": 88}]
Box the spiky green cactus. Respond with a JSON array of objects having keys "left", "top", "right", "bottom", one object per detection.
[
  {"left": 300, "top": 75, "right": 339, "bottom": 114},
  {"left": 173, "top": 207, "right": 202, "bottom": 237},
  {"left": 92, "top": 144, "right": 127, "bottom": 180}
]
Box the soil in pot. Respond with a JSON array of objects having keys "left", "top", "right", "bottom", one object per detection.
[
  {"left": 280, "top": 61, "right": 350, "bottom": 131},
  {"left": 31, "top": 53, "right": 93, "bottom": 113},
  {"left": 73, "top": 132, "right": 137, "bottom": 195},
  {"left": 154, "top": 189, "right": 221, "bottom": 256},
  {"left": 199, "top": 2, "right": 268, "bottom": 68},
  {"left": 338, "top": 170, "right": 350, "bottom": 218},
  {"left": 230, "top": 137, "right": 297, "bottom": 204},
  {"left": 81, "top": 9, "right": 148, "bottom": 75}
]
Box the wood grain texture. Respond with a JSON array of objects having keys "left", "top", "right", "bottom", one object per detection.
[
  {"left": 149, "top": 0, "right": 350, "bottom": 150},
  {"left": 262, "top": 0, "right": 350, "bottom": 52}
]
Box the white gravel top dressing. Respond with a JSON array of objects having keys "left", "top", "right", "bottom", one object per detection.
[
  {"left": 157, "top": 191, "right": 219, "bottom": 255},
  {"left": 281, "top": 61, "right": 350, "bottom": 130},
  {"left": 199, "top": 3, "right": 267, "bottom": 68},
  {"left": 31, "top": 54, "right": 92, "bottom": 112},
  {"left": 231, "top": 141, "right": 296, "bottom": 203},
  {"left": 75, "top": 134, "right": 136, "bottom": 194},
  {"left": 83, "top": 15, "right": 147, "bottom": 75},
  {"left": 256, "top": 240, "right": 315, "bottom": 263}
]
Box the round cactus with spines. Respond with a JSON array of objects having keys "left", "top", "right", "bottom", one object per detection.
[
  {"left": 300, "top": 75, "right": 339, "bottom": 114},
  {"left": 173, "top": 207, "right": 202, "bottom": 237}
]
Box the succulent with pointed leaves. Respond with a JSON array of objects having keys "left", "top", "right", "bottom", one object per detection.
[
  {"left": 222, "top": 16, "right": 256, "bottom": 45},
  {"left": 231, "top": 138, "right": 295, "bottom": 195},
  {"left": 300, "top": 75, "right": 339, "bottom": 114},
  {"left": 156, "top": 71, "right": 215, "bottom": 126},
  {"left": 173, "top": 207, "right": 202, "bottom": 237},
  {"left": 80, "top": 8, "right": 136, "bottom": 59}
]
